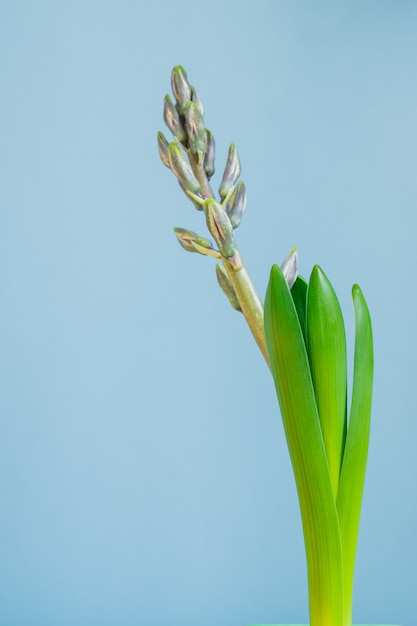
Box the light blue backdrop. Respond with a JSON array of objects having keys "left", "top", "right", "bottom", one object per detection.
[{"left": 0, "top": 2, "right": 416, "bottom": 625}]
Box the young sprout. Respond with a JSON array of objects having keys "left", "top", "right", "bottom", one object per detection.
[{"left": 158, "top": 67, "right": 374, "bottom": 626}]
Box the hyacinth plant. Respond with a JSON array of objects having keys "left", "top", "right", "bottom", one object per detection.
[{"left": 158, "top": 67, "right": 374, "bottom": 626}]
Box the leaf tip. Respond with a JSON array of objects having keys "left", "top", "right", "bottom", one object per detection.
[{"left": 269, "top": 263, "right": 283, "bottom": 286}]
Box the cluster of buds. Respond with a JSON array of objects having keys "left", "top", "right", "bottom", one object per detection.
[
  {"left": 158, "top": 66, "right": 297, "bottom": 317},
  {"left": 157, "top": 67, "right": 248, "bottom": 298},
  {"left": 158, "top": 66, "right": 215, "bottom": 181}
]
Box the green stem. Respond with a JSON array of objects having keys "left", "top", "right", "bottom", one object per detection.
[
  {"left": 222, "top": 256, "right": 270, "bottom": 367},
  {"left": 190, "top": 155, "right": 270, "bottom": 368}
]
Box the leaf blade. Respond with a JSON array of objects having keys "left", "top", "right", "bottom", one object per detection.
[
  {"left": 264, "top": 264, "right": 344, "bottom": 626},
  {"left": 291, "top": 275, "right": 308, "bottom": 343},
  {"left": 336, "top": 284, "right": 374, "bottom": 625},
  {"left": 306, "top": 266, "right": 347, "bottom": 497}
]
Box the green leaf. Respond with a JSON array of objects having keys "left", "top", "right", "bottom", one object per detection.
[
  {"left": 306, "top": 266, "right": 347, "bottom": 497},
  {"left": 337, "top": 284, "right": 373, "bottom": 626},
  {"left": 291, "top": 275, "right": 308, "bottom": 343},
  {"left": 264, "top": 264, "right": 344, "bottom": 626}
]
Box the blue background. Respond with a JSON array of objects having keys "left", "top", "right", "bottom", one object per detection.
[{"left": 0, "top": 2, "right": 416, "bottom": 625}]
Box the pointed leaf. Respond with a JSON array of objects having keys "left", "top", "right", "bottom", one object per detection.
[
  {"left": 306, "top": 266, "right": 347, "bottom": 497},
  {"left": 337, "top": 284, "right": 373, "bottom": 625},
  {"left": 291, "top": 275, "right": 308, "bottom": 343}
]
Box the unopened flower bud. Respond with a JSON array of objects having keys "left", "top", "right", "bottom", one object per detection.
[
  {"left": 168, "top": 143, "right": 201, "bottom": 195},
  {"left": 190, "top": 85, "right": 204, "bottom": 117},
  {"left": 164, "top": 94, "right": 187, "bottom": 144},
  {"left": 173, "top": 227, "right": 219, "bottom": 258},
  {"left": 219, "top": 143, "right": 241, "bottom": 201},
  {"left": 157, "top": 131, "right": 171, "bottom": 168},
  {"left": 216, "top": 264, "right": 241, "bottom": 312},
  {"left": 203, "top": 199, "right": 235, "bottom": 259},
  {"left": 184, "top": 101, "right": 206, "bottom": 161},
  {"left": 203, "top": 129, "right": 215, "bottom": 180},
  {"left": 223, "top": 181, "right": 247, "bottom": 229},
  {"left": 280, "top": 247, "right": 298, "bottom": 289},
  {"left": 171, "top": 66, "right": 192, "bottom": 111}
]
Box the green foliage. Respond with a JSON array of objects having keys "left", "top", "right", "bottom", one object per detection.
[{"left": 264, "top": 265, "right": 373, "bottom": 626}]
